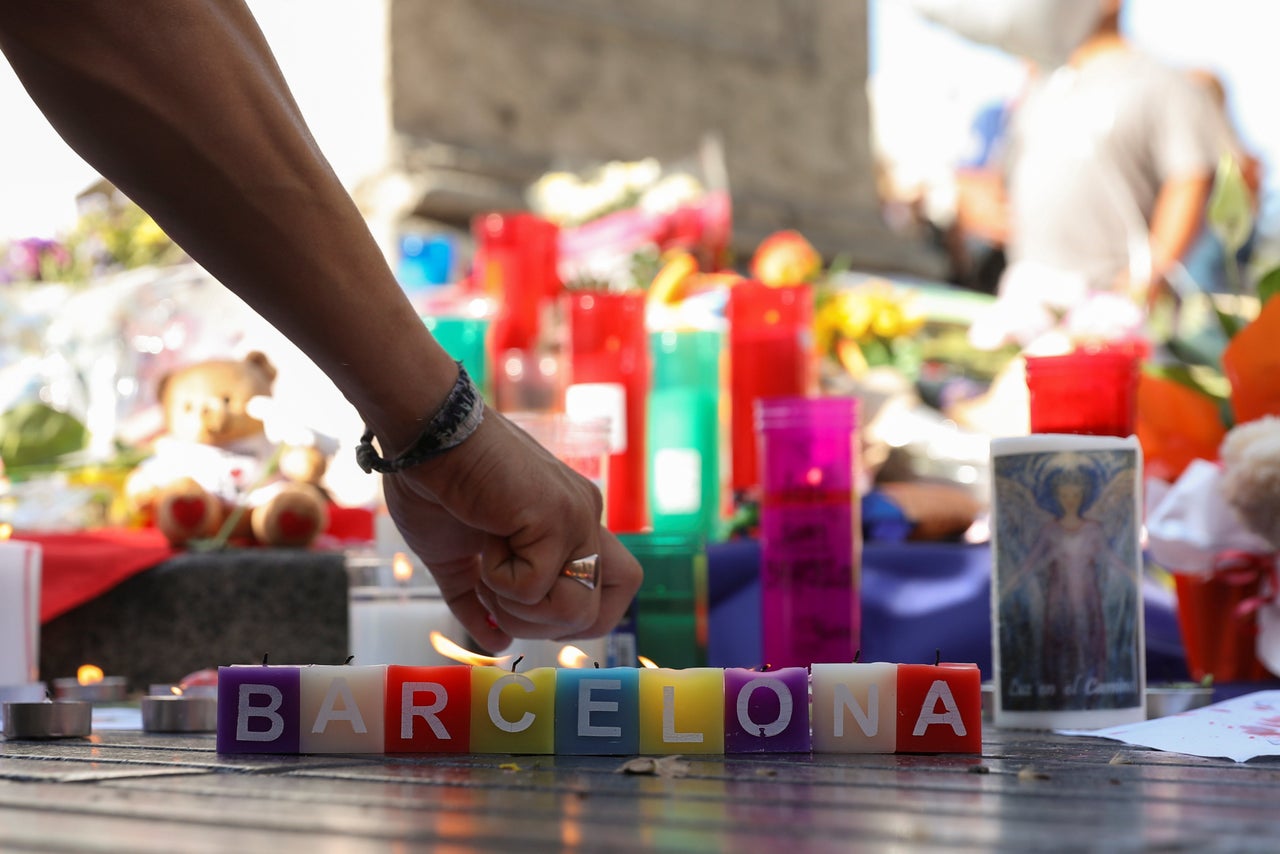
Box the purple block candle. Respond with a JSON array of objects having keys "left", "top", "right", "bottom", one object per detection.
[
  {"left": 723, "top": 666, "right": 811, "bottom": 753},
  {"left": 216, "top": 665, "right": 301, "bottom": 754}
]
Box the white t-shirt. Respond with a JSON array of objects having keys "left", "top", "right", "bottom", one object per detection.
[{"left": 1004, "top": 49, "right": 1227, "bottom": 292}]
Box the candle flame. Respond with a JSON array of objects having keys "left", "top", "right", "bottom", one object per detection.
[
  {"left": 392, "top": 552, "right": 414, "bottom": 583},
  {"left": 637, "top": 655, "right": 660, "bottom": 669},
  {"left": 0, "top": 523, "right": 11, "bottom": 540},
  {"left": 77, "top": 664, "right": 105, "bottom": 685},
  {"left": 171, "top": 686, "right": 184, "bottom": 696},
  {"left": 430, "top": 631, "right": 513, "bottom": 667},
  {"left": 557, "top": 645, "right": 592, "bottom": 669}
]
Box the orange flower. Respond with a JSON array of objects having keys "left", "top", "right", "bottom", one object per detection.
[
  {"left": 1135, "top": 373, "right": 1226, "bottom": 483},
  {"left": 750, "top": 230, "right": 822, "bottom": 287},
  {"left": 1223, "top": 296, "right": 1280, "bottom": 424}
]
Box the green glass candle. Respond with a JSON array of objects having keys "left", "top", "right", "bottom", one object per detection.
[
  {"left": 647, "top": 327, "right": 724, "bottom": 538},
  {"left": 619, "top": 532, "right": 707, "bottom": 669}
]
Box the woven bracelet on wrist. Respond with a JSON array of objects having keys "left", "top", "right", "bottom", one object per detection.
[{"left": 355, "top": 362, "right": 485, "bottom": 474}]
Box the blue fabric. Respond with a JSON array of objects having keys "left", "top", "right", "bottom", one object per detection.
[{"left": 707, "top": 539, "right": 1189, "bottom": 682}]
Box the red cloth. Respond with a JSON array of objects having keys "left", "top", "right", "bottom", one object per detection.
[{"left": 26, "top": 527, "right": 176, "bottom": 624}]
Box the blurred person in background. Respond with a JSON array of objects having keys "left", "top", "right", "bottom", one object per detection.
[{"left": 958, "top": 0, "right": 1231, "bottom": 350}]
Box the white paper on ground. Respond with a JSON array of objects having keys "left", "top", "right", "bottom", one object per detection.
[{"left": 1059, "top": 690, "right": 1280, "bottom": 763}]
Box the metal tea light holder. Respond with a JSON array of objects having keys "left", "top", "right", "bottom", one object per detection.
[{"left": 2, "top": 701, "right": 92, "bottom": 739}]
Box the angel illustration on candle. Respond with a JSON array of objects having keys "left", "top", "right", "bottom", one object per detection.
[{"left": 994, "top": 450, "right": 1142, "bottom": 713}]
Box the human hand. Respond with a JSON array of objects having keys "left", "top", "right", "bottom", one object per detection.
[{"left": 380, "top": 409, "right": 642, "bottom": 653}]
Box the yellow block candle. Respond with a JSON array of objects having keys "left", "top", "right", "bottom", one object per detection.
[
  {"left": 810, "top": 662, "right": 898, "bottom": 753},
  {"left": 638, "top": 667, "right": 724, "bottom": 754},
  {"left": 298, "top": 665, "right": 387, "bottom": 754},
  {"left": 470, "top": 666, "right": 557, "bottom": 754}
]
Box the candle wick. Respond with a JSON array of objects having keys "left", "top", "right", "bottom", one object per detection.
[
  {"left": 511, "top": 655, "right": 524, "bottom": 673},
  {"left": 262, "top": 652, "right": 270, "bottom": 666},
  {"left": 344, "top": 655, "right": 356, "bottom": 665},
  {"left": 593, "top": 661, "right": 600, "bottom": 669},
  {"left": 935, "top": 648, "right": 941, "bottom": 667},
  {"left": 853, "top": 649, "right": 862, "bottom": 663}
]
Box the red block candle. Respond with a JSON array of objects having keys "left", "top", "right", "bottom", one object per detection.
[
  {"left": 384, "top": 665, "right": 471, "bottom": 753},
  {"left": 895, "top": 662, "right": 982, "bottom": 754},
  {"left": 727, "top": 281, "right": 814, "bottom": 496},
  {"left": 564, "top": 290, "right": 650, "bottom": 532}
]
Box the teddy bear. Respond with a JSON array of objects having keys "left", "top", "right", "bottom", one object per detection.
[
  {"left": 1219, "top": 415, "right": 1280, "bottom": 549},
  {"left": 125, "top": 351, "right": 330, "bottom": 548}
]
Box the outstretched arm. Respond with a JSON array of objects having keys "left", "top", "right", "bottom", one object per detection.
[{"left": 0, "top": 1, "right": 641, "bottom": 651}]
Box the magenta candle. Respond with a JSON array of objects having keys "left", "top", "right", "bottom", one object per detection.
[
  {"left": 727, "top": 281, "right": 814, "bottom": 496},
  {"left": 563, "top": 290, "right": 650, "bottom": 533},
  {"left": 756, "top": 396, "right": 860, "bottom": 669},
  {"left": 722, "top": 666, "right": 811, "bottom": 753}
]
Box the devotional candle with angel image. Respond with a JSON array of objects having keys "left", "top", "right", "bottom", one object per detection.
[{"left": 990, "top": 434, "right": 1146, "bottom": 730}]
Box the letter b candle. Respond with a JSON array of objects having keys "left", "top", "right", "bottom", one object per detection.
[{"left": 756, "top": 396, "right": 861, "bottom": 668}]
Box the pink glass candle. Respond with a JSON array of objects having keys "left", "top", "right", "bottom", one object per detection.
[{"left": 756, "top": 396, "right": 860, "bottom": 669}]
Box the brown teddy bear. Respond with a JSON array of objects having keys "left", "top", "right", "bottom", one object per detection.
[{"left": 125, "top": 351, "right": 330, "bottom": 548}]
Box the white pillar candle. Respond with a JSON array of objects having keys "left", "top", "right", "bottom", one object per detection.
[
  {"left": 990, "top": 434, "right": 1146, "bottom": 730},
  {"left": 347, "top": 552, "right": 464, "bottom": 667},
  {"left": 0, "top": 536, "right": 41, "bottom": 688}
]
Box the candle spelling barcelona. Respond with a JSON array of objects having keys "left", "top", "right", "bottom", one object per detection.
[{"left": 215, "top": 657, "right": 982, "bottom": 756}]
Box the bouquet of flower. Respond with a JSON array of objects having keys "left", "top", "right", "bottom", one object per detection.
[{"left": 1143, "top": 155, "right": 1280, "bottom": 682}]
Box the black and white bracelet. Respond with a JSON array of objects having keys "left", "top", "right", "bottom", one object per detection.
[{"left": 355, "top": 362, "right": 485, "bottom": 474}]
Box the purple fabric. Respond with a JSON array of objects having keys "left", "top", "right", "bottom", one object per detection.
[{"left": 708, "top": 540, "right": 1189, "bottom": 683}]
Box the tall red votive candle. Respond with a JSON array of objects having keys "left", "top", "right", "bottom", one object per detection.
[
  {"left": 727, "top": 281, "right": 814, "bottom": 496},
  {"left": 564, "top": 290, "right": 650, "bottom": 533}
]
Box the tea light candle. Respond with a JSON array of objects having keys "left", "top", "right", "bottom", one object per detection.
[
  {"left": 149, "top": 683, "right": 217, "bottom": 699},
  {"left": 141, "top": 694, "right": 218, "bottom": 733},
  {"left": 53, "top": 666, "right": 128, "bottom": 703},
  {"left": 3, "top": 700, "right": 92, "bottom": 739}
]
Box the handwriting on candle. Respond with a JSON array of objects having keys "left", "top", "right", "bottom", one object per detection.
[{"left": 215, "top": 660, "right": 981, "bottom": 756}]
